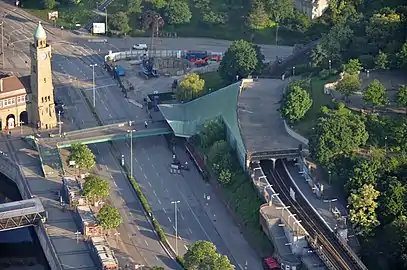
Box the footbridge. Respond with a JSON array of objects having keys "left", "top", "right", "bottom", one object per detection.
[
  {"left": 0, "top": 198, "right": 46, "bottom": 232},
  {"left": 25, "top": 120, "right": 173, "bottom": 178}
]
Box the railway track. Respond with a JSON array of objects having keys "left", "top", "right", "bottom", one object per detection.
[{"left": 260, "top": 159, "right": 366, "bottom": 270}]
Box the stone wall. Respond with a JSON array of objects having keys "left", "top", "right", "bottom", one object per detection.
[{"left": 283, "top": 121, "right": 309, "bottom": 145}]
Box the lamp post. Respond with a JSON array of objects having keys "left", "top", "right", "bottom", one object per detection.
[
  {"left": 104, "top": 7, "right": 108, "bottom": 33},
  {"left": 385, "top": 136, "right": 388, "bottom": 152},
  {"left": 328, "top": 170, "right": 332, "bottom": 185},
  {"left": 74, "top": 230, "right": 81, "bottom": 244},
  {"left": 90, "top": 64, "right": 98, "bottom": 107},
  {"left": 328, "top": 59, "right": 332, "bottom": 70},
  {"left": 127, "top": 129, "right": 136, "bottom": 177},
  {"left": 171, "top": 200, "right": 181, "bottom": 255},
  {"left": 57, "top": 110, "right": 63, "bottom": 137},
  {"left": 292, "top": 66, "right": 295, "bottom": 77},
  {"left": 275, "top": 24, "right": 279, "bottom": 47}
]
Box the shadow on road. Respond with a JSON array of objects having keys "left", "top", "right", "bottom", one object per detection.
[{"left": 5, "top": 14, "right": 29, "bottom": 24}]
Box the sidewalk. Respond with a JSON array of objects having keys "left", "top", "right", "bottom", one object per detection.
[{"left": 173, "top": 145, "right": 263, "bottom": 270}]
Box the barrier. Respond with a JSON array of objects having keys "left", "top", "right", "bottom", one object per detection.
[{"left": 283, "top": 121, "right": 309, "bottom": 145}]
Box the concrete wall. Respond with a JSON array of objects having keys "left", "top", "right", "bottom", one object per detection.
[
  {"left": 0, "top": 153, "right": 63, "bottom": 270},
  {"left": 283, "top": 121, "right": 309, "bottom": 145}
]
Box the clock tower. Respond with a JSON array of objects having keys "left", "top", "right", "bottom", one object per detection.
[{"left": 29, "top": 22, "right": 57, "bottom": 129}]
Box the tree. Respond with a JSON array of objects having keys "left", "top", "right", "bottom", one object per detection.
[
  {"left": 43, "top": 0, "right": 56, "bottom": 9},
  {"left": 252, "top": 44, "right": 265, "bottom": 74},
  {"left": 68, "top": 143, "right": 96, "bottom": 171},
  {"left": 97, "top": 205, "right": 123, "bottom": 230},
  {"left": 218, "top": 169, "right": 232, "bottom": 185},
  {"left": 199, "top": 118, "right": 225, "bottom": 149},
  {"left": 247, "top": 0, "right": 274, "bottom": 30},
  {"left": 208, "top": 140, "right": 233, "bottom": 175},
  {"left": 83, "top": 175, "right": 110, "bottom": 203},
  {"left": 127, "top": 0, "right": 142, "bottom": 14},
  {"left": 165, "top": 0, "right": 192, "bottom": 25},
  {"left": 320, "top": 23, "right": 353, "bottom": 61},
  {"left": 398, "top": 41, "right": 407, "bottom": 67},
  {"left": 346, "top": 159, "right": 379, "bottom": 193},
  {"left": 348, "top": 184, "right": 380, "bottom": 235},
  {"left": 265, "top": 0, "right": 294, "bottom": 23},
  {"left": 342, "top": 59, "right": 362, "bottom": 75},
  {"left": 183, "top": 240, "right": 234, "bottom": 270},
  {"left": 363, "top": 79, "right": 388, "bottom": 109},
  {"left": 335, "top": 73, "right": 361, "bottom": 101},
  {"left": 109, "top": 12, "right": 131, "bottom": 33},
  {"left": 281, "top": 85, "right": 313, "bottom": 123},
  {"left": 375, "top": 51, "right": 389, "bottom": 70},
  {"left": 309, "top": 44, "right": 328, "bottom": 67},
  {"left": 219, "top": 40, "right": 258, "bottom": 83},
  {"left": 311, "top": 110, "right": 368, "bottom": 166},
  {"left": 152, "top": 0, "right": 167, "bottom": 9},
  {"left": 378, "top": 177, "right": 407, "bottom": 223},
  {"left": 397, "top": 85, "right": 407, "bottom": 112},
  {"left": 176, "top": 73, "right": 205, "bottom": 101}
]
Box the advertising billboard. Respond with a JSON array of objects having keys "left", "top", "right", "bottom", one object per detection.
[{"left": 92, "top": 23, "right": 106, "bottom": 34}]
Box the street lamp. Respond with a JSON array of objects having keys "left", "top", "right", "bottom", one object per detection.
[
  {"left": 57, "top": 110, "right": 63, "bottom": 137},
  {"left": 385, "top": 136, "right": 388, "bottom": 152},
  {"left": 127, "top": 129, "right": 136, "bottom": 177},
  {"left": 104, "top": 7, "right": 108, "bottom": 33},
  {"left": 292, "top": 66, "right": 295, "bottom": 77},
  {"left": 171, "top": 200, "right": 181, "bottom": 255},
  {"left": 328, "top": 59, "right": 332, "bottom": 70},
  {"left": 90, "top": 64, "right": 98, "bottom": 107},
  {"left": 74, "top": 230, "right": 81, "bottom": 244},
  {"left": 328, "top": 170, "right": 332, "bottom": 185}
]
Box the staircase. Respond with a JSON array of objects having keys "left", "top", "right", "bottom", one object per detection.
[{"left": 83, "top": 0, "right": 115, "bottom": 31}]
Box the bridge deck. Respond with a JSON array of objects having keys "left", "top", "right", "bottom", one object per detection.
[{"left": 0, "top": 198, "right": 44, "bottom": 219}]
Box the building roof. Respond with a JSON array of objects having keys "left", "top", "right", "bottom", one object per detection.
[
  {"left": 158, "top": 82, "right": 244, "bottom": 150},
  {"left": 91, "top": 237, "right": 118, "bottom": 267},
  {"left": 77, "top": 205, "right": 98, "bottom": 226},
  {"left": 237, "top": 79, "right": 303, "bottom": 155},
  {"left": 0, "top": 76, "right": 25, "bottom": 94},
  {"left": 34, "top": 22, "right": 47, "bottom": 40}
]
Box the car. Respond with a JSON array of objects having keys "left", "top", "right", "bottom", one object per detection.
[{"left": 132, "top": 44, "right": 148, "bottom": 50}]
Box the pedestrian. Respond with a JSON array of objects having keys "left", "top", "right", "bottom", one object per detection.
[{"left": 144, "top": 121, "right": 148, "bottom": 128}]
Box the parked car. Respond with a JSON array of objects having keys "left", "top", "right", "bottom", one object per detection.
[{"left": 132, "top": 44, "right": 148, "bottom": 50}]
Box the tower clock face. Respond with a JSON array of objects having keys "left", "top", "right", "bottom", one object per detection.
[{"left": 41, "top": 53, "right": 47, "bottom": 60}]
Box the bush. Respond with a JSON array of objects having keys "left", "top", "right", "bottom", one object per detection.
[{"left": 176, "top": 255, "right": 185, "bottom": 268}]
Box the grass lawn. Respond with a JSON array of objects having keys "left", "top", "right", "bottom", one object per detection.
[
  {"left": 23, "top": 0, "right": 96, "bottom": 29},
  {"left": 200, "top": 71, "right": 229, "bottom": 93},
  {"left": 293, "top": 75, "right": 339, "bottom": 137}
]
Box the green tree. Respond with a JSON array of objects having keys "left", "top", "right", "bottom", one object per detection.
[
  {"left": 398, "top": 41, "right": 407, "bottom": 67},
  {"left": 109, "top": 12, "right": 131, "bottom": 33},
  {"left": 176, "top": 73, "right": 205, "bottom": 101},
  {"left": 320, "top": 23, "right": 353, "bottom": 61},
  {"left": 348, "top": 184, "right": 380, "bottom": 235},
  {"left": 218, "top": 169, "right": 232, "bottom": 185},
  {"left": 375, "top": 51, "right": 389, "bottom": 70},
  {"left": 252, "top": 44, "right": 265, "bottom": 74},
  {"left": 346, "top": 159, "right": 379, "bottom": 193},
  {"left": 281, "top": 85, "right": 313, "bottom": 123},
  {"left": 68, "top": 143, "right": 96, "bottom": 171},
  {"left": 378, "top": 177, "right": 407, "bottom": 223},
  {"left": 43, "top": 0, "right": 56, "bottom": 9},
  {"left": 97, "top": 205, "right": 123, "bottom": 230},
  {"left": 152, "top": 0, "right": 167, "bottom": 8},
  {"left": 265, "top": 0, "right": 294, "bottom": 23},
  {"left": 366, "top": 12, "right": 402, "bottom": 49},
  {"left": 219, "top": 40, "right": 258, "bottom": 83},
  {"left": 208, "top": 140, "right": 233, "bottom": 175},
  {"left": 336, "top": 73, "right": 361, "bottom": 101},
  {"left": 246, "top": 0, "right": 274, "bottom": 30},
  {"left": 165, "top": 0, "right": 192, "bottom": 25},
  {"left": 342, "top": 59, "right": 362, "bottom": 75},
  {"left": 397, "top": 85, "right": 407, "bottom": 112},
  {"left": 83, "top": 175, "right": 110, "bottom": 203},
  {"left": 311, "top": 111, "right": 368, "bottom": 166},
  {"left": 363, "top": 79, "right": 388, "bottom": 109},
  {"left": 127, "top": 0, "right": 142, "bottom": 14},
  {"left": 384, "top": 216, "right": 407, "bottom": 268},
  {"left": 309, "top": 44, "right": 328, "bottom": 67},
  {"left": 199, "top": 118, "right": 225, "bottom": 149},
  {"left": 183, "top": 240, "right": 234, "bottom": 270}
]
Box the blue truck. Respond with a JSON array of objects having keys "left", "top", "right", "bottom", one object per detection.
[{"left": 114, "top": 65, "right": 125, "bottom": 76}]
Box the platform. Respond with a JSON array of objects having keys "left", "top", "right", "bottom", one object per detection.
[
  {"left": 0, "top": 198, "right": 46, "bottom": 231},
  {"left": 237, "top": 79, "right": 304, "bottom": 159}
]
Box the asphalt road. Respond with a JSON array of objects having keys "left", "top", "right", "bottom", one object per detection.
[
  {"left": 0, "top": 2, "right": 279, "bottom": 269},
  {"left": 0, "top": 3, "right": 176, "bottom": 269}
]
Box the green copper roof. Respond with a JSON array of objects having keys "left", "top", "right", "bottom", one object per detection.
[{"left": 34, "top": 22, "right": 47, "bottom": 40}]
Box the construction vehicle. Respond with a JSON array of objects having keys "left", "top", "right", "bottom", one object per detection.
[{"left": 139, "top": 59, "right": 159, "bottom": 79}]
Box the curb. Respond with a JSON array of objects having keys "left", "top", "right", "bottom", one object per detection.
[{"left": 79, "top": 89, "right": 184, "bottom": 269}]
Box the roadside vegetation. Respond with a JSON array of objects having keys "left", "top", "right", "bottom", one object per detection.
[{"left": 24, "top": 0, "right": 328, "bottom": 45}]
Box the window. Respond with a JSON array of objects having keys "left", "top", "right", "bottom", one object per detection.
[
  {"left": 48, "top": 96, "right": 50, "bottom": 102},
  {"left": 11, "top": 98, "right": 15, "bottom": 105},
  {"left": 44, "top": 78, "right": 46, "bottom": 83},
  {"left": 42, "top": 97, "right": 44, "bottom": 103},
  {"left": 45, "top": 107, "right": 48, "bottom": 113}
]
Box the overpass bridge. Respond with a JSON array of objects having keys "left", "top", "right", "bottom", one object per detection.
[
  {"left": 25, "top": 120, "right": 173, "bottom": 178},
  {"left": 0, "top": 198, "right": 46, "bottom": 232}
]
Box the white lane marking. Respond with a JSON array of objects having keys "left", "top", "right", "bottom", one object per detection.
[
  {"left": 163, "top": 208, "right": 166, "bottom": 214},
  {"left": 157, "top": 198, "right": 162, "bottom": 205},
  {"left": 168, "top": 217, "right": 171, "bottom": 223},
  {"left": 179, "top": 190, "right": 213, "bottom": 241},
  {"left": 129, "top": 212, "right": 133, "bottom": 216},
  {"left": 189, "top": 228, "right": 192, "bottom": 235},
  {"left": 180, "top": 212, "right": 185, "bottom": 220},
  {"left": 156, "top": 172, "right": 159, "bottom": 177},
  {"left": 153, "top": 190, "right": 157, "bottom": 197},
  {"left": 148, "top": 181, "right": 152, "bottom": 187},
  {"left": 113, "top": 181, "right": 117, "bottom": 187},
  {"left": 144, "top": 240, "right": 149, "bottom": 246},
  {"left": 144, "top": 173, "right": 147, "bottom": 179}
]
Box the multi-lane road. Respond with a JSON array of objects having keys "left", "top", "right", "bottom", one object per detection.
[{"left": 0, "top": 1, "right": 294, "bottom": 269}]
